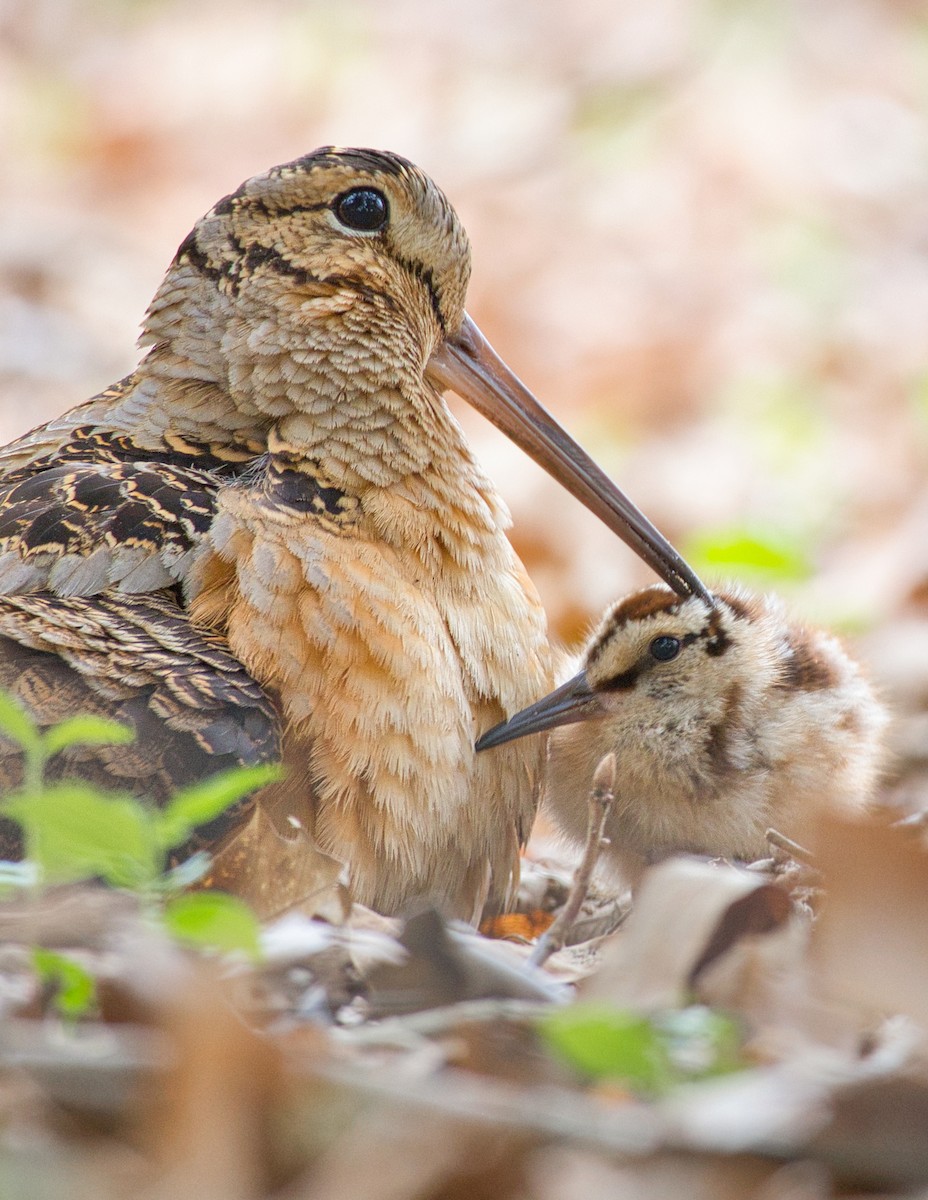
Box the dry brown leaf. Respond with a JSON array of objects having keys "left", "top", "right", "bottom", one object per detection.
[
  {"left": 364, "top": 909, "right": 564, "bottom": 1018},
  {"left": 144, "top": 963, "right": 302, "bottom": 1200},
  {"left": 526, "top": 1145, "right": 810, "bottom": 1200},
  {"left": 582, "top": 858, "right": 794, "bottom": 1013},
  {"left": 241, "top": 909, "right": 405, "bottom": 1022},
  {"left": 281, "top": 1106, "right": 530, "bottom": 1200},
  {"left": 660, "top": 1064, "right": 834, "bottom": 1159},
  {"left": 200, "top": 805, "right": 347, "bottom": 922},
  {"left": 811, "top": 812, "right": 928, "bottom": 1026},
  {"left": 0, "top": 1130, "right": 151, "bottom": 1200},
  {"left": 0, "top": 1016, "right": 165, "bottom": 1123},
  {"left": 801, "top": 1070, "right": 928, "bottom": 1190},
  {"left": 0, "top": 885, "right": 139, "bottom": 950},
  {"left": 445, "top": 1014, "right": 574, "bottom": 1088},
  {"left": 805, "top": 1073, "right": 928, "bottom": 1191}
]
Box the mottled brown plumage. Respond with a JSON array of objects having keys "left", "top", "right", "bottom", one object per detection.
[
  {"left": 0, "top": 148, "right": 706, "bottom": 919},
  {"left": 478, "top": 584, "right": 887, "bottom": 883}
]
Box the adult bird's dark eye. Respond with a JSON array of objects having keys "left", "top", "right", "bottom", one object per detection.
[
  {"left": 334, "top": 188, "right": 389, "bottom": 233},
  {"left": 650, "top": 635, "right": 681, "bottom": 662}
]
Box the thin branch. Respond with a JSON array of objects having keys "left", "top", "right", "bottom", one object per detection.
[
  {"left": 529, "top": 753, "right": 616, "bottom": 969},
  {"left": 765, "top": 827, "right": 816, "bottom": 866},
  {"left": 334, "top": 997, "right": 558, "bottom": 1046}
]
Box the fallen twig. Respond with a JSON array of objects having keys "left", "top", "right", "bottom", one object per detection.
[
  {"left": 765, "top": 828, "right": 816, "bottom": 866},
  {"left": 334, "top": 997, "right": 557, "bottom": 1047},
  {"left": 529, "top": 754, "right": 616, "bottom": 969}
]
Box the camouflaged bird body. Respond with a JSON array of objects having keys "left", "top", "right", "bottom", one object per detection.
[
  {"left": 0, "top": 149, "right": 557, "bottom": 919},
  {"left": 0, "top": 390, "right": 553, "bottom": 917}
]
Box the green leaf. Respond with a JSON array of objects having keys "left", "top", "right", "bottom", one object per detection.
[
  {"left": 539, "top": 1004, "right": 672, "bottom": 1092},
  {"left": 155, "top": 763, "right": 282, "bottom": 850},
  {"left": 682, "top": 527, "right": 812, "bottom": 585},
  {"left": 162, "top": 892, "right": 261, "bottom": 960},
  {"left": 41, "top": 715, "right": 134, "bottom": 759},
  {"left": 540, "top": 1004, "right": 747, "bottom": 1095},
  {"left": 32, "top": 948, "right": 97, "bottom": 1019},
  {"left": 0, "top": 692, "right": 40, "bottom": 754},
  {"left": 4, "top": 782, "right": 158, "bottom": 888}
]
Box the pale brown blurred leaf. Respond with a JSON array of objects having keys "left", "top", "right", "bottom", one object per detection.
[
  {"left": 582, "top": 858, "right": 793, "bottom": 1013},
  {"left": 811, "top": 812, "right": 928, "bottom": 1027},
  {"left": 364, "top": 908, "right": 563, "bottom": 1018},
  {"left": 203, "top": 805, "right": 346, "bottom": 923}
]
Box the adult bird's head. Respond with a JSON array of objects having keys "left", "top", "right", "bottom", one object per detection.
[{"left": 141, "top": 146, "right": 708, "bottom": 598}]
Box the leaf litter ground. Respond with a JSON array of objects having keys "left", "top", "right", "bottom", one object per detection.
[{"left": 0, "top": 796, "right": 926, "bottom": 1199}]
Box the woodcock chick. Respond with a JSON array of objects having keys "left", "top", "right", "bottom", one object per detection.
[
  {"left": 0, "top": 148, "right": 708, "bottom": 921},
  {"left": 477, "top": 584, "right": 887, "bottom": 883}
]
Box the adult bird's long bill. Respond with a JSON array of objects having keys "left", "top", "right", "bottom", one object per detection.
[{"left": 426, "top": 313, "right": 711, "bottom": 603}]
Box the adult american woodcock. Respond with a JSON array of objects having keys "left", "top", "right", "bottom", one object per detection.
[{"left": 0, "top": 148, "right": 708, "bottom": 920}]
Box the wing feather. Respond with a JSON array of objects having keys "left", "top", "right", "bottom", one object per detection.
[
  {"left": 0, "top": 457, "right": 219, "bottom": 597},
  {"left": 0, "top": 590, "right": 281, "bottom": 859}
]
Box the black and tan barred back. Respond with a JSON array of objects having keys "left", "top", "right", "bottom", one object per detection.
[
  {"left": 0, "top": 419, "right": 279, "bottom": 856},
  {"left": 0, "top": 378, "right": 380, "bottom": 854},
  {"left": 0, "top": 592, "right": 279, "bottom": 859},
  {"left": 0, "top": 443, "right": 219, "bottom": 597}
]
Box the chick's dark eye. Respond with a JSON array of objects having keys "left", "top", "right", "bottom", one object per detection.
[
  {"left": 650, "top": 635, "right": 681, "bottom": 662},
  {"left": 334, "top": 188, "right": 389, "bottom": 233}
]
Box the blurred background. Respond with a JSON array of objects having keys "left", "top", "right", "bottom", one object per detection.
[{"left": 2, "top": 0, "right": 928, "bottom": 794}]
